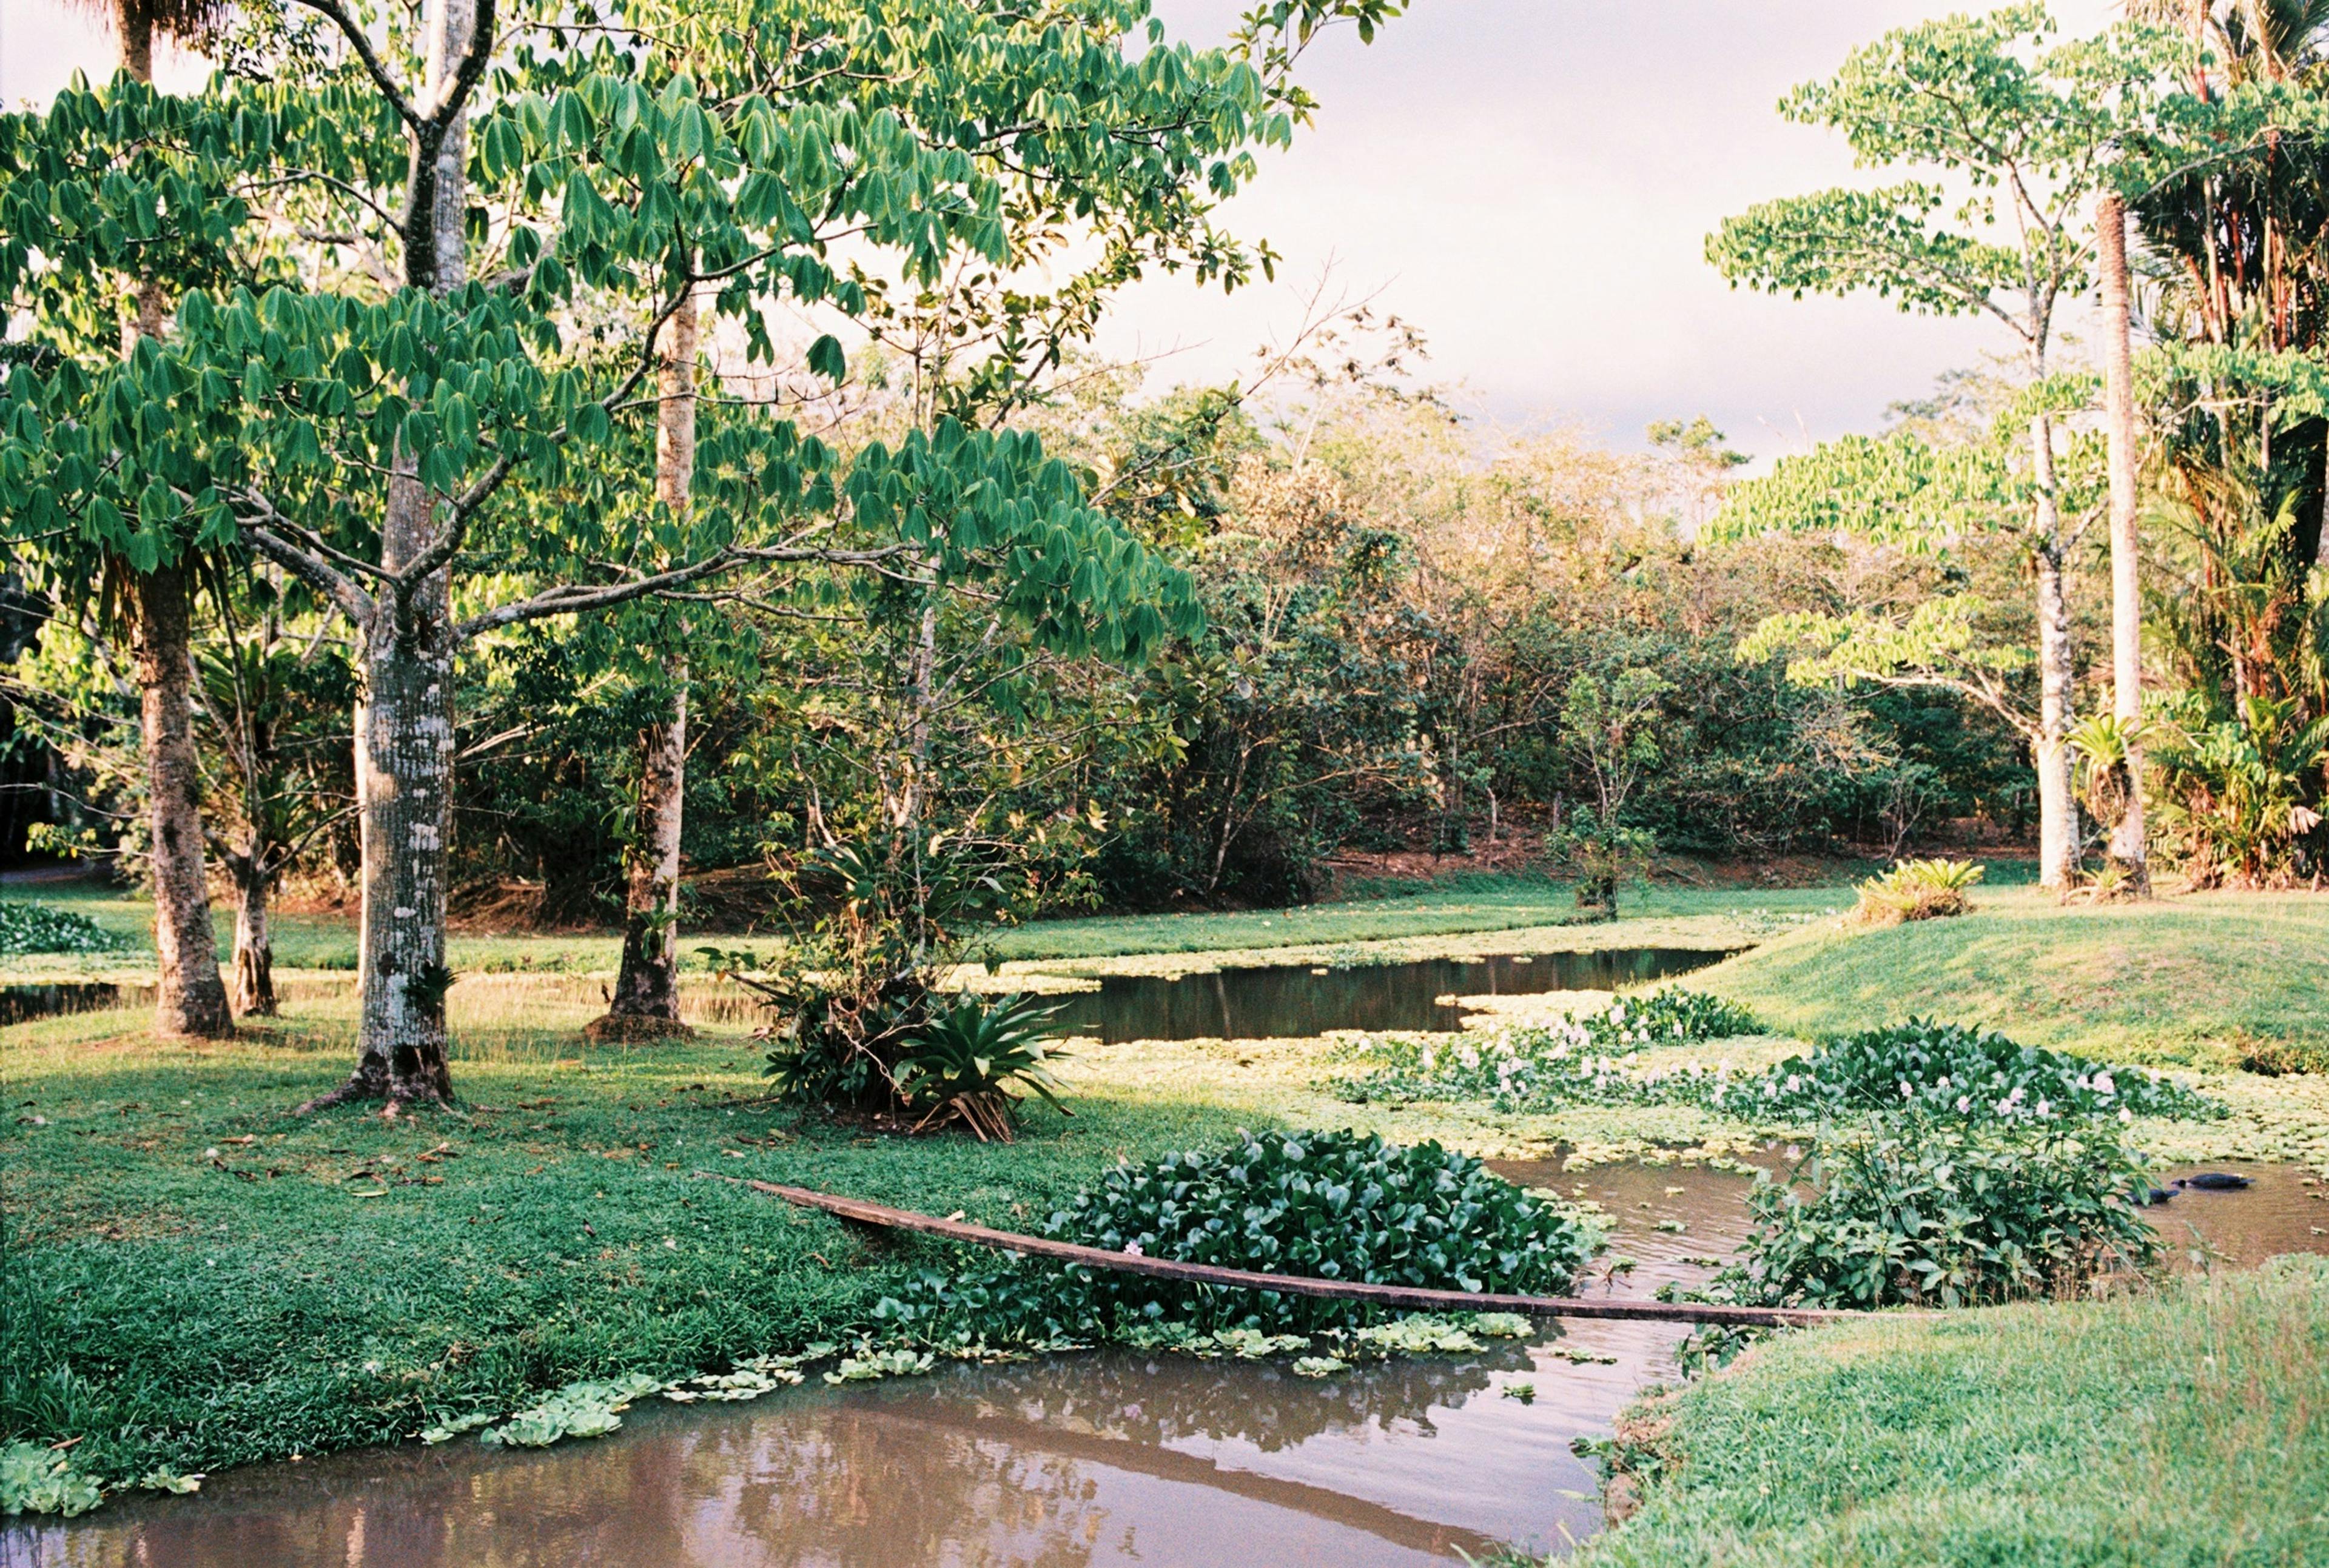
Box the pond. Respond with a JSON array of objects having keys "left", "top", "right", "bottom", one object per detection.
[
  {"left": 1047, "top": 947, "right": 1736, "bottom": 1044},
  {"left": 19, "top": 1155, "right": 2319, "bottom": 1566},
  {"left": 0, "top": 983, "right": 152, "bottom": 1028}
]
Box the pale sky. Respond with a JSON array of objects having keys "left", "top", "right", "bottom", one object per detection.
[{"left": 1, "top": 0, "right": 2117, "bottom": 460}]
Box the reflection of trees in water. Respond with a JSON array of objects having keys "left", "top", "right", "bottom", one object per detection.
[
  {"left": 11, "top": 1350, "right": 1528, "bottom": 1568},
  {"left": 862, "top": 1347, "right": 1529, "bottom": 1453},
  {"left": 674, "top": 1409, "right": 1112, "bottom": 1568}
]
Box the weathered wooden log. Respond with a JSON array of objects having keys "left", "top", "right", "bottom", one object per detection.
[{"left": 699, "top": 1173, "right": 1890, "bottom": 1330}]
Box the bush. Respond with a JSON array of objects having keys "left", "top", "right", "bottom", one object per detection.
[
  {"left": 892, "top": 991, "right": 1070, "bottom": 1141},
  {"left": 1693, "top": 1019, "right": 2220, "bottom": 1125},
  {"left": 2236, "top": 1036, "right": 2329, "bottom": 1076},
  {"left": 0, "top": 900, "right": 123, "bottom": 958},
  {"left": 881, "top": 1130, "right": 1594, "bottom": 1338},
  {"left": 1329, "top": 989, "right": 1763, "bottom": 1111},
  {"left": 1706, "top": 1123, "right": 2159, "bottom": 1310},
  {"left": 1853, "top": 857, "right": 1983, "bottom": 925}
]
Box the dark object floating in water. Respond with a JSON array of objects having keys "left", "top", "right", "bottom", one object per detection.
[
  {"left": 1, "top": 982, "right": 152, "bottom": 1027},
  {"left": 2175, "top": 1173, "right": 2253, "bottom": 1191},
  {"left": 2134, "top": 1187, "right": 2174, "bottom": 1206},
  {"left": 1047, "top": 946, "right": 1738, "bottom": 1043}
]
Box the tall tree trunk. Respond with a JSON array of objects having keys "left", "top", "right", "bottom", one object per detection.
[
  {"left": 132, "top": 564, "right": 233, "bottom": 1038},
  {"left": 113, "top": 2, "right": 229, "bottom": 1039},
  {"left": 2097, "top": 191, "right": 2150, "bottom": 893},
  {"left": 594, "top": 290, "right": 697, "bottom": 1037},
  {"left": 2030, "top": 412, "right": 2079, "bottom": 890},
  {"left": 229, "top": 848, "right": 277, "bottom": 1016},
  {"left": 312, "top": 0, "right": 473, "bottom": 1109}
]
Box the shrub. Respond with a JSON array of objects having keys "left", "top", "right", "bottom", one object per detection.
[
  {"left": 1852, "top": 857, "right": 1983, "bottom": 925},
  {"left": 1329, "top": 989, "right": 1763, "bottom": 1111},
  {"left": 893, "top": 992, "right": 1070, "bottom": 1141},
  {"left": 0, "top": 901, "right": 123, "bottom": 959},
  {"left": 2236, "top": 1036, "right": 2329, "bottom": 1076},
  {"left": 1694, "top": 1019, "right": 2220, "bottom": 1125},
  {"left": 880, "top": 1130, "right": 1594, "bottom": 1338},
  {"left": 1706, "top": 1123, "right": 2159, "bottom": 1310}
]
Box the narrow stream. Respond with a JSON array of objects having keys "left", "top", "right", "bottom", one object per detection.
[{"left": 16, "top": 1158, "right": 2319, "bottom": 1567}]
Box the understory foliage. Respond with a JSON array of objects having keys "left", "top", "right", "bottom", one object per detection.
[
  {"left": 1699, "top": 1020, "right": 2221, "bottom": 1125},
  {"left": 1329, "top": 989, "right": 1763, "bottom": 1110},
  {"left": 0, "top": 900, "right": 122, "bottom": 957},
  {"left": 1700, "top": 1124, "right": 2159, "bottom": 1310},
  {"left": 877, "top": 1130, "right": 1593, "bottom": 1339}
]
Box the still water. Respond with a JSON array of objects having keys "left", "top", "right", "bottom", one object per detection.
[{"left": 1047, "top": 948, "right": 1736, "bottom": 1044}]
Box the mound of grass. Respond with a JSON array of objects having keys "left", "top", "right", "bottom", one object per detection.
[
  {"left": 1694, "top": 888, "right": 2329, "bottom": 1064},
  {"left": 1579, "top": 1258, "right": 2329, "bottom": 1567}
]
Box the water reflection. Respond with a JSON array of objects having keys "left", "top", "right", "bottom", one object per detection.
[{"left": 1050, "top": 948, "right": 1736, "bottom": 1043}]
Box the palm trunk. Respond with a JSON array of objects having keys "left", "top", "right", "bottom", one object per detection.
[
  {"left": 2030, "top": 412, "right": 2079, "bottom": 890},
  {"left": 596, "top": 291, "right": 697, "bottom": 1037},
  {"left": 2097, "top": 191, "right": 2149, "bottom": 893},
  {"left": 312, "top": 0, "right": 472, "bottom": 1108},
  {"left": 229, "top": 848, "right": 277, "bottom": 1016},
  {"left": 133, "top": 563, "right": 232, "bottom": 1038}
]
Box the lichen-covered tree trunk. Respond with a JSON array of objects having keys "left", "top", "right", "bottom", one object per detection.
[
  {"left": 311, "top": 0, "right": 471, "bottom": 1107},
  {"left": 2097, "top": 190, "right": 2150, "bottom": 892},
  {"left": 2030, "top": 409, "right": 2079, "bottom": 890},
  {"left": 595, "top": 290, "right": 696, "bottom": 1038},
  {"left": 132, "top": 563, "right": 232, "bottom": 1039},
  {"left": 229, "top": 848, "right": 277, "bottom": 1016}
]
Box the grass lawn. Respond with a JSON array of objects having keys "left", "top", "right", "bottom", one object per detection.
[
  {"left": 1576, "top": 1258, "right": 2329, "bottom": 1567},
  {"left": 1700, "top": 886, "right": 2329, "bottom": 1064}
]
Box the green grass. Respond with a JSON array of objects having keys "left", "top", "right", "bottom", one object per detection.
[
  {"left": 1697, "top": 887, "right": 2329, "bottom": 1064},
  {"left": 1576, "top": 1258, "right": 2329, "bottom": 1567}
]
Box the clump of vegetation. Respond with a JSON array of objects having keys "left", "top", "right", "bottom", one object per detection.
[
  {"left": 1696, "top": 1020, "right": 2220, "bottom": 1125},
  {"left": 1701, "top": 1124, "right": 2159, "bottom": 1311},
  {"left": 881, "top": 1131, "right": 1593, "bottom": 1339},
  {"left": 710, "top": 834, "right": 1068, "bottom": 1138},
  {"left": 1852, "top": 857, "right": 1983, "bottom": 925},
  {"left": 1331, "top": 989, "right": 1763, "bottom": 1110},
  {"left": 0, "top": 900, "right": 123, "bottom": 958},
  {"left": 0, "top": 1439, "right": 104, "bottom": 1518},
  {"left": 2235, "top": 1036, "right": 2329, "bottom": 1077}
]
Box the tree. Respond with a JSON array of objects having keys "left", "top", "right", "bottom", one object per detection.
[
  {"left": 1709, "top": 4, "right": 2163, "bottom": 888},
  {"left": 2096, "top": 187, "right": 2151, "bottom": 890},
  {"left": 3, "top": 0, "right": 1385, "bottom": 1105},
  {"left": 1545, "top": 667, "right": 1671, "bottom": 917}
]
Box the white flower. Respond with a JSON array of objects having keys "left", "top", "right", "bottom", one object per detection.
[
  {"left": 2094, "top": 1073, "right": 2116, "bottom": 1097},
  {"left": 1955, "top": 1096, "right": 1971, "bottom": 1114},
  {"left": 2035, "top": 1099, "right": 2051, "bottom": 1117},
  {"left": 1899, "top": 1080, "right": 1914, "bottom": 1099},
  {"left": 1784, "top": 1074, "right": 1802, "bottom": 1094},
  {"left": 2118, "top": 1108, "right": 2132, "bottom": 1123},
  {"left": 1123, "top": 1241, "right": 1144, "bottom": 1256}
]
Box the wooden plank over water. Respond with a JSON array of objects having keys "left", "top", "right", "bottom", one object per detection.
[{"left": 701, "top": 1173, "right": 1881, "bottom": 1330}]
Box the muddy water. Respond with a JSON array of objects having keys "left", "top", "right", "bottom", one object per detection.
[
  {"left": 12, "top": 1158, "right": 2322, "bottom": 1568},
  {"left": 2, "top": 1330, "right": 1687, "bottom": 1567},
  {"left": 1049, "top": 947, "right": 1736, "bottom": 1044}
]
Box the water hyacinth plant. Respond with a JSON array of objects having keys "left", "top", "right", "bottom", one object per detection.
[
  {"left": 0, "top": 900, "right": 123, "bottom": 958},
  {"left": 1697, "top": 1124, "right": 2161, "bottom": 1310},
  {"left": 1690, "top": 1020, "right": 2220, "bottom": 1125},
  {"left": 1331, "top": 989, "right": 1763, "bottom": 1110}
]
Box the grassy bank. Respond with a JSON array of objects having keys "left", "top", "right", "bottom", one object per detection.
[
  {"left": 1576, "top": 1258, "right": 2329, "bottom": 1567},
  {"left": 1698, "top": 887, "right": 2329, "bottom": 1064}
]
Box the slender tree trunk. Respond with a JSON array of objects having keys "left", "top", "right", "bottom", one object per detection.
[
  {"left": 593, "top": 291, "right": 698, "bottom": 1037},
  {"left": 2097, "top": 192, "right": 2150, "bottom": 893},
  {"left": 312, "top": 0, "right": 472, "bottom": 1109},
  {"left": 133, "top": 565, "right": 233, "bottom": 1037},
  {"left": 230, "top": 849, "right": 277, "bottom": 1016},
  {"left": 115, "top": 0, "right": 152, "bottom": 80},
  {"left": 2030, "top": 412, "right": 2079, "bottom": 890}
]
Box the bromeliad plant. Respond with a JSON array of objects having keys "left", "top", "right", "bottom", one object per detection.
[
  {"left": 1852, "top": 857, "right": 1984, "bottom": 925},
  {"left": 1695, "top": 1019, "right": 2219, "bottom": 1126},
  {"left": 894, "top": 991, "right": 1070, "bottom": 1142}
]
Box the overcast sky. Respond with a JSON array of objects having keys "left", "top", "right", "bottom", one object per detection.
[{"left": 2, "top": 0, "right": 2116, "bottom": 460}]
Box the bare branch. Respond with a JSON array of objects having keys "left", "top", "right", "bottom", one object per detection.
[{"left": 287, "top": 0, "right": 421, "bottom": 128}]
